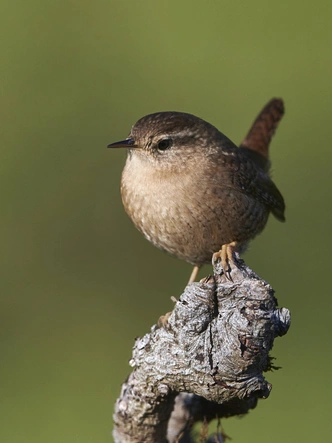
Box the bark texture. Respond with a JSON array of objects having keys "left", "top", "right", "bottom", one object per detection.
[{"left": 113, "top": 258, "right": 291, "bottom": 443}]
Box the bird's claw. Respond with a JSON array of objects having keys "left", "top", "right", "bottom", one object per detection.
[
  {"left": 157, "top": 311, "right": 172, "bottom": 329},
  {"left": 212, "top": 242, "right": 238, "bottom": 281}
]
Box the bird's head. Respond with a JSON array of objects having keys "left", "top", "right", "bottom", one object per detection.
[{"left": 108, "top": 112, "right": 235, "bottom": 171}]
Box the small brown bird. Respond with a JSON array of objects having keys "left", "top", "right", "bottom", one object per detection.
[{"left": 108, "top": 99, "right": 285, "bottom": 282}]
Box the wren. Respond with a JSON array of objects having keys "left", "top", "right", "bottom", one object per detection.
[{"left": 108, "top": 99, "right": 285, "bottom": 282}]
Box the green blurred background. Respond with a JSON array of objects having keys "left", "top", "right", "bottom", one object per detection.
[{"left": 1, "top": 0, "right": 331, "bottom": 442}]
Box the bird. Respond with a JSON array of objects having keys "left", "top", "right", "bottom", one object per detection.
[{"left": 108, "top": 98, "right": 285, "bottom": 283}]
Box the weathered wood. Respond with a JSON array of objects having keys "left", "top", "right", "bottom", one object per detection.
[{"left": 113, "top": 258, "right": 291, "bottom": 443}]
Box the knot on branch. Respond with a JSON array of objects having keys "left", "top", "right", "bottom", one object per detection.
[{"left": 113, "top": 261, "right": 291, "bottom": 443}]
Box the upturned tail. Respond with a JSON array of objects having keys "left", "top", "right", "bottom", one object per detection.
[{"left": 239, "top": 98, "right": 285, "bottom": 173}]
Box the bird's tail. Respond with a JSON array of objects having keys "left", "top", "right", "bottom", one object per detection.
[{"left": 239, "top": 98, "right": 285, "bottom": 173}]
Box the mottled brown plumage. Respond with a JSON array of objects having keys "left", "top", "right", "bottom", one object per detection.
[{"left": 108, "top": 99, "right": 285, "bottom": 281}]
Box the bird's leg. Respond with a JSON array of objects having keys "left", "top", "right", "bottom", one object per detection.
[
  {"left": 188, "top": 265, "right": 201, "bottom": 284},
  {"left": 212, "top": 242, "right": 238, "bottom": 279}
]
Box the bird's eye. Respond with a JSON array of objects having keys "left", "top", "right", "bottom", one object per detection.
[{"left": 157, "top": 138, "right": 172, "bottom": 151}]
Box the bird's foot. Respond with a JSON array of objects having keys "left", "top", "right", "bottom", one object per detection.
[
  {"left": 157, "top": 311, "right": 172, "bottom": 329},
  {"left": 157, "top": 298, "right": 177, "bottom": 328},
  {"left": 212, "top": 242, "right": 238, "bottom": 281}
]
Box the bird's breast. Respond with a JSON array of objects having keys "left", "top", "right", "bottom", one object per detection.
[
  {"left": 121, "top": 157, "right": 196, "bottom": 257},
  {"left": 120, "top": 154, "right": 269, "bottom": 265}
]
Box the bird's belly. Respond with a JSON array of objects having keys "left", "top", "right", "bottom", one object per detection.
[{"left": 121, "top": 168, "right": 269, "bottom": 265}]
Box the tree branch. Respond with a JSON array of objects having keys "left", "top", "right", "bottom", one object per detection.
[{"left": 113, "top": 258, "right": 291, "bottom": 443}]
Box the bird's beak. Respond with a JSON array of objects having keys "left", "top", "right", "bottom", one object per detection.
[{"left": 107, "top": 138, "right": 137, "bottom": 149}]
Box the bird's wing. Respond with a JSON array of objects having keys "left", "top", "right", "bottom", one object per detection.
[
  {"left": 219, "top": 151, "right": 285, "bottom": 222},
  {"left": 246, "top": 170, "right": 285, "bottom": 221}
]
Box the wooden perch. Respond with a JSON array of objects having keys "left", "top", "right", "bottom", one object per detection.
[{"left": 113, "top": 258, "right": 291, "bottom": 443}]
